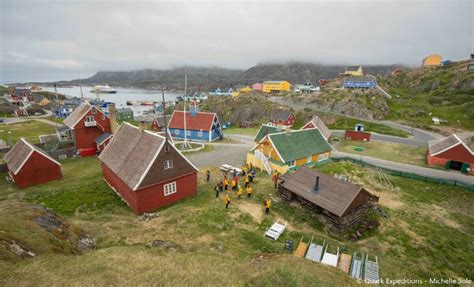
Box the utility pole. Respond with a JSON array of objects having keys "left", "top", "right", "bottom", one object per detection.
[
  {"left": 54, "top": 83, "right": 58, "bottom": 101},
  {"left": 79, "top": 79, "right": 84, "bottom": 99},
  {"left": 161, "top": 87, "right": 170, "bottom": 144}
]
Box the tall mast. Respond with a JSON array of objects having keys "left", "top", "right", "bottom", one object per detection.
[
  {"left": 182, "top": 74, "right": 190, "bottom": 148},
  {"left": 79, "top": 79, "right": 84, "bottom": 99},
  {"left": 161, "top": 87, "right": 169, "bottom": 143}
]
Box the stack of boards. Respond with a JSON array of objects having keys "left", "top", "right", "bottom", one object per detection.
[{"left": 293, "top": 238, "right": 380, "bottom": 282}]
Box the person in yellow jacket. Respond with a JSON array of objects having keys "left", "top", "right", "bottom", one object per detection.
[
  {"left": 237, "top": 185, "right": 243, "bottom": 198},
  {"left": 224, "top": 194, "right": 231, "bottom": 209},
  {"left": 265, "top": 198, "right": 271, "bottom": 214},
  {"left": 242, "top": 165, "right": 248, "bottom": 176},
  {"left": 224, "top": 177, "right": 229, "bottom": 191},
  {"left": 246, "top": 185, "right": 253, "bottom": 198},
  {"left": 244, "top": 174, "right": 250, "bottom": 188},
  {"left": 231, "top": 179, "right": 237, "bottom": 191}
]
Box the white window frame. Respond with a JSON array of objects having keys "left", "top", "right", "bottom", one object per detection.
[
  {"left": 174, "top": 129, "right": 180, "bottom": 135},
  {"left": 318, "top": 153, "right": 329, "bottom": 162},
  {"left": 85, "top": 115, "right": 95, "bottom": 122},
  {"left": 91, "top": 107, "right": 97, "bottom": 114},
  {"left": 186, "top": 130, "right": 191, "bottom": 136},
  {"left": 307, "top": 156, "right": 312, "bottom": 163},
  {"left": 163, "top": 160, "right": 173, "bottom": 169},
  {"left": 197, "top": 130, "right": 203, "bottom": 137},
  {"left": 164, "top": 181, "right": 177, "bottom": 196},
  {"left": 288, "top": 160, "right": 296, "bottom": 167}
]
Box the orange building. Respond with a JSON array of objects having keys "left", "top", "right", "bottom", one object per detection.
[{"left": 422, "top": 54, "right": 442, "bottom": 67}]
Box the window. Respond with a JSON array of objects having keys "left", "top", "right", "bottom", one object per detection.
[
  {"left": 163, "top": 160, "right": 173, "bottom": 169},
  {"left": 318, "top": 153, "right": 329, "bottom": 162},
  {"left": 164, "top": 145, "right": 170, "bottom": 153},
  {"left": 164, "top": 182, "right": 177, "bottom": 196},
  {"left": 85, "top": 115, "right": 94, "bottom": 122},
  {"left": 197, "top": 131, "right": 203, "bottom": 137},
  {"left": 307, "top": 156, "right": 312, "bottom": 163},
  {"left": 174, "top": 129, "right": 180, "bottom": 135},
  {"left": 288, "top": 160, "right": 295, "bottom": 167},
  {"left": 186, "top": 130, "right": 191, "bottom": 136},
  {"left": 91, "top": 107, "right": 97, "bottom": 114}
]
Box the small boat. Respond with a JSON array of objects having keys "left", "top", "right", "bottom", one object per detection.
[
  {"left": 141, "top": 101, "right": 155, "bottom": 106},
  {"left": 126, "top": 100, "right": 138, "bottom": 106},
  {"left": 90, "top": 85, "right": 117, "bottom": 94}
]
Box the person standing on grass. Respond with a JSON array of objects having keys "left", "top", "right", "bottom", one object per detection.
[
  {"left": 231, "top": 178, "right": 237, "bottom": 191},
  {"left": 272, "top": 171, "right": 280, "bottom": 189},
  {"left": 237, "top": 185, "right": 243, "bottom": 199},
  {"left": 265, "top": 199, "right": 271, "bottom": 214},
  {"left": 218, "top": 181, "right": 223, "bottom": 193},
  {"left": 246, "top": 185, "right": 253, "bottom": 198},
  {"left": 242, "top": 165, "right": 247, "bottom": 176},
  {"left": 206, "top": 170, "right": 211, "bottom": 182},
  {"left": 224, "top": 194, "right": 231, "bottom": 209},
  {"left": 249, "top": 169, "right": 256, "bottom": 183},
  {"left": 224, "top": 177, "right": 229, "bottom": 191},
  {"left": 244, "top": 174, "right": 250, "bottom": 188},
  {"left": 214, "top": 184, "right": 220, "bottom": 198}
]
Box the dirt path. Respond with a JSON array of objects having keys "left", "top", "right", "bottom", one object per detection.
[{"left": 237, "top": 202, "right": 263, "bottom": 223}]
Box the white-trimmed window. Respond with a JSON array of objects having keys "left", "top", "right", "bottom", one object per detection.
[
  {"left": 174, "top": 129, "right": 180, "bottom": 135},
  {"left": 91, "top": 107, "right": 97, "bottom": 114},
  {"left": 318, "top": 153, "right": 329, "bottom": 162},
  {"left": 186, "top": 130, "right": 191, "bottom": 136},
  {"left": 85, "top": 115, "right": 94, "bottom": 122},
  {"left": 307, "top": 156, "right": 312, "bottom": 163},
  {"left": 164, "top": 182, "right": 177, "bottom": 196},
  {"left": 288, "top": 160, "right": 295, "bottom": 167},
  {"left": 163, "top": 160, "right": 173, "bottom": 169},
  {"left": 197, "top": 130, "right": 203, "bottom": 137}
]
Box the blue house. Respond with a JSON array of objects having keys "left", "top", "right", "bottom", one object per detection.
[
  {"left": 342, "top": 77, "right": 377, "bottom": 89},
  {"left": 168, "top": 110, "right": 223, "bottom": 142},
  {"left": 209, "top": 87, "right": 233, "bottom": 96}
]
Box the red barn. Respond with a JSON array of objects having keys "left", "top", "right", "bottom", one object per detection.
[
  {"left": 3, "top": 138, "right": 62, "bottom": 188},
  {"left": 99, "top": 123, "right": 198, "bottom": 214},
  {"left": 271, "top": 110, "right": 295, "bottom": 127},
  {"left": 427, "top": 134, "right": 474, "bottom": 175},
  {"left": 301, "top": 116, "right": 331, "bottom": 141},
  {"left": 61, "top": 102, "right": 112, "bottom": 155}
]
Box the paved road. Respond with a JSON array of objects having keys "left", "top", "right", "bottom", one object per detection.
[
  {"left": 331, "top": 130, "right": 428, "bottom": 147},
  {"left": 269, "top": 96, "right": 441, "bottom": 144},
  {"left": 333, "top": 151, "right": 474, "bottom": 186}
]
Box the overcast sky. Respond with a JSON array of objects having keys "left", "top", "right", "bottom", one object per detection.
[{"left": 1, "top": 0, "right": 472, "bottom": 82}]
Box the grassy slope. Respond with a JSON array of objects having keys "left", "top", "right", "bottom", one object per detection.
[
  {"left": 327, "top": 116, "right": 411, "bottom": 138},
  {"left": 0, "top": 120, "right": 57, "bottom": 144},
  {"left": 0, "top": 158, "right": 472, "bottom": 286},
  {"left": 379, "top": 60, "right": 474, "bottom": 131},
  {"left": 338, "top": 140, "right": 428, "bottom": 167}
]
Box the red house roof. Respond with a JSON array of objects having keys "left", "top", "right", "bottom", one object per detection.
[
  {"left": 168, "top": 111, "right": 217, "bottom": 131},
  {"left": 428, "top": 134, "right": 473, "bottom": 156},
  {"left": 99, "top": 123, "right": 197, "bottom": 191},
  {"left": 3, "top": 138, "right": 60, "bottom": 175},
  {"left": 63, "top": 102, "right": 108, "bottom": 129}
]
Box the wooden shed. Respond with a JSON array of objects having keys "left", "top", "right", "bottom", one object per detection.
[
  {"left": 3, "top": 138, "right": 62, "bottom": 188},
  {"left": 278, "top": 166, "right": 378, "bottom": 231},
  {"left": 99, "top": 123, "right": 198, "bottom": 214}
]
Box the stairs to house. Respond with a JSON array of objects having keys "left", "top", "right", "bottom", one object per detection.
[{"left": 255, "top": 149, "right": 272, "bottom": 175}]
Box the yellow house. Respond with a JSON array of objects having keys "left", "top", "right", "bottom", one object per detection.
[
  {"left": 344, "top": 66, "right": 363, "bottom": 76},
  {"left": 231, "top": 91, "right": 240, "bottom": 97},
  {"left": 262, "top": 81, "right": 291, "bottom": 93},
  {"left": 239, "top": 86, "right": 252, "bottom": 93},
  {"left": 246, "top": 128, "right": 332, "bottom": 174},
  {"left": 422, "top": 54, "right": 442, "bottom": 67}
]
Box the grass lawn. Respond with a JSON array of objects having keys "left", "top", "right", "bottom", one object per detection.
[
  {"left": 338, "top": 140, "right": 429, "bottom": 167},
  {"left": 46, "top": 117, "right": 66, "bottom": 124},
  {"left": 0, "top": 157, "right": 472, "bottom": 285},
  {"left": 223, "top": 127, "right": 259, "bottom": 136},
  {"left": 0, "top": 120, "right": 57, "bottom": 144},
  {"left": 176, "top": 142, "right": 215, "bottom": 155},
  {"left": 328, "top": 117, "right": 411, "bottom": 138}
]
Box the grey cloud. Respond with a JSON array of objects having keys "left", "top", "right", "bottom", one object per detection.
[{"left": 0, "top": 0, "right": 472, "bottom": 82}]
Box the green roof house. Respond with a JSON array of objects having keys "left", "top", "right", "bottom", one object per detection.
[{"left": 254, "top": 124, "right": 284, "bottom": 142}]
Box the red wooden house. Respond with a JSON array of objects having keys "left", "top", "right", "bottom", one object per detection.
[
  {"left": 61, "top": 102, "right": 112, "bottom": 156},
  {"left": 301, "top": 116, "right": 331, "bottom": 141},
  {"left": 99, "top": 123, "right": 199, "bottom": 214},
  {"left": 151, "top": 116, "right": 166, "bottom": 132},
  {"left": 270, "top": 110, "right": 295, "bottom": 127},
  {"left": 427, "top": 134, "right": 473, "bottom": 174},
  {"left": 3, "top": 138, "right": 62, "bottom": 188},
  {"left": 344, "top": 124, "right": 371, "bottom": 141}
]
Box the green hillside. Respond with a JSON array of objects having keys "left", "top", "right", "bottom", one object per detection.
[{"left": 378, "top": 60, "right": 474, "bottom": 130}]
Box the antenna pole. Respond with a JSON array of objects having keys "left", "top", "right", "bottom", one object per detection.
[
  {"left": 182, "top": 74, "right": 191, "bottom": 149},
  {"left": 79, "top": 79, "right": 84, "bottom": 99},
  {"left": 161, "top": 87, "right": 169, "bottom": 143}
]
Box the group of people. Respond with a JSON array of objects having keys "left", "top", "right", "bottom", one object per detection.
[{"left": 206, "top": 164, "right": 272, "bottom": 214}]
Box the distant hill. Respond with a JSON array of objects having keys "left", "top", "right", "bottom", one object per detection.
[
  {"left": 61, "top": 63, "right": 401, "bottom": 89},
  {"left": 378, "top": 59, "right": 474, "bottom": 130}
]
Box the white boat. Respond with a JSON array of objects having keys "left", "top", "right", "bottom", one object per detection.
[
  {"left": 90, "top": 85, "right": 117, "bottom": 94},
  {"left": 265, "top": 219, "right": 287, "bottom": 241}
]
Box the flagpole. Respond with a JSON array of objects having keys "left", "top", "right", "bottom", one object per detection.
[{"left": 182, "top": 74, "right": 190, "bottom": 149}]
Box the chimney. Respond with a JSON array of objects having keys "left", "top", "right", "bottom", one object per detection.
[
  {"left": 314, "top": 176, "right": 320, "bottom": 192},
  {"left": 108, "top": 103, "right": 117, "bottom": 134},
  {"left": 139, "top": 121, "right": 146, "bottom": 131}
]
